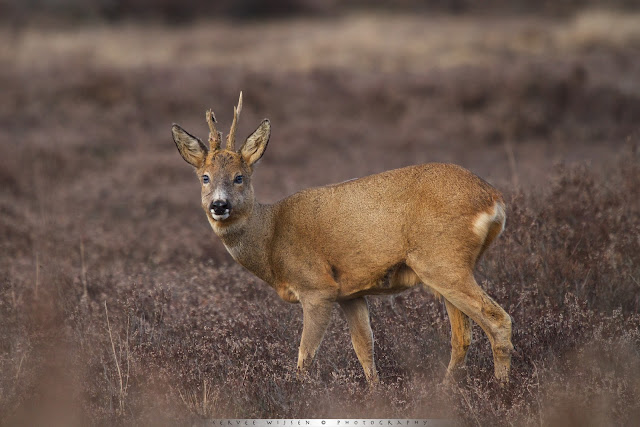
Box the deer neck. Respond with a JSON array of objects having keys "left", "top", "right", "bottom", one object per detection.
[{"left": 212, "top": 202, "right": 275, "bottom": 284}]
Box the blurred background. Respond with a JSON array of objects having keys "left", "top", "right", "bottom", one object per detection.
[
  {"left": 1, "top": 0, "right": 639, "bottom": 425},
  {"left": 1, "top": 0, "right": 640, "bottom": 22}
]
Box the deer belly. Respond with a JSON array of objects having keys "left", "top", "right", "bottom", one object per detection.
[
  {"left": 275, "top": 282, "right": 300, "bottom": 303},
  {"left": 339, "top": 263, "right": 421, "bottom": 298}
]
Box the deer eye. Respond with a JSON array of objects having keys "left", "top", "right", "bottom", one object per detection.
[
  {"left": 202, "top": 175, "right": 210, "bottom": 184},
  {"left": 234, "top": 175, "right": 244, "bottom": 185}
]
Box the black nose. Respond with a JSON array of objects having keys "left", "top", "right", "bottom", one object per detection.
[{"left": 210, "top": 199, "right": 230, "bottom": 215}]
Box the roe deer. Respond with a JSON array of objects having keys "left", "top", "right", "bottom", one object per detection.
[{"left": 171, "top": 92, "right": 513, "bottom": 384}]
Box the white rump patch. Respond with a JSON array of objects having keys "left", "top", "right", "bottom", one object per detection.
[{"left": 472, "top": 201, "right": 506, "bottom": 239}]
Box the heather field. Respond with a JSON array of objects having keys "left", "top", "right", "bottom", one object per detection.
[{"left": 1, "top": 6, "right": 640, "bottom": 425}]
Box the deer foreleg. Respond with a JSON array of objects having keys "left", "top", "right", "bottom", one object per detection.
[
  {"left": 339, "top": 297, "right": 379, "bottom": 384},
  {"left": 297, "top": 295, "right": 334, "bottom": 378}
]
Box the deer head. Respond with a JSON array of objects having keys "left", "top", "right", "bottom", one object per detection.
[{"left": 172, "top": 92, "right": 271, "bottom": 227}]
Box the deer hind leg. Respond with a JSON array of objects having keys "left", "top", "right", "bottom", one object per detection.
[
  {"left": 444, "top": 299, "right": 472, "bottom": 381},
  {"left": 408, "top": 260, "right": 512, "bottom": 383},
  {"left": 339, "top": 297, "right": 379, "bottom": 384},
  {"left": 297, "top": 295, "right": 334, "bottom": 379}
]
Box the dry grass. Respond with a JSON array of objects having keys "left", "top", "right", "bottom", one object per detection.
[
  {"left": 4, "top": 10, "right": 640, "bottom": 74},
  {"left": 1, "top": 9, "right": 640, "bottom": 425}
]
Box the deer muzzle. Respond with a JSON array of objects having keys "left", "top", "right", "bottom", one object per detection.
[{"left": 210, "top": 199, "right": 231, "bottom": 220}]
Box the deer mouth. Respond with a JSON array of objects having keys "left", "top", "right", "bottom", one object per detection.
[
  {"left": 209, "top": 198, "right": 231, "bottom": 221},
  {"left": 210, "top": 209, "right": 230, "bottom": 221}
]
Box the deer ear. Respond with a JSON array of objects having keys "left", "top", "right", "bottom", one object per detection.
[
  {"left": 172, "top": 124, "right": 208, "bottom": 168},
  {"left": 240, "top": 119, "right": 270, "bottom": 167}
]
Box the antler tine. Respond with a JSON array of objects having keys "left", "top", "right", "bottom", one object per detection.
[
  {"left": 226, "top": 91, "right": 243, "bottom": 151},
  {"left": 206, "top": 109, "right": 221, "bottom": 150}
]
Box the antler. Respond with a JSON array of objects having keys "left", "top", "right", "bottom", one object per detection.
[
  {"left": 206, "top": 109, "right": 222, "bottom": 150},
  {"left": 226, "top": 91, "right": 243, "bottom": 151}
]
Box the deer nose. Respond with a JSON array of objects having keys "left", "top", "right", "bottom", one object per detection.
[{"left": 210, "top": 199, "right": 231, "bottom": 215}]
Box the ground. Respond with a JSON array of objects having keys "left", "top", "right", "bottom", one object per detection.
[{"left": 1, "top": 9, "right": 639, "bottom": 425}]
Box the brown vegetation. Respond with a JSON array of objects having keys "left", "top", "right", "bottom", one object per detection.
[
  {"left": 1, "top": 0, "right": 637, "bottom": 24},
  {"left": 1, "top": 9, "right": 639, "bottom": 425}
]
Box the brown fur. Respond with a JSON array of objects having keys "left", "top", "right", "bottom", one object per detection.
[{"left": 171, "top": 95, "right": 513, "bottom": 384}]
